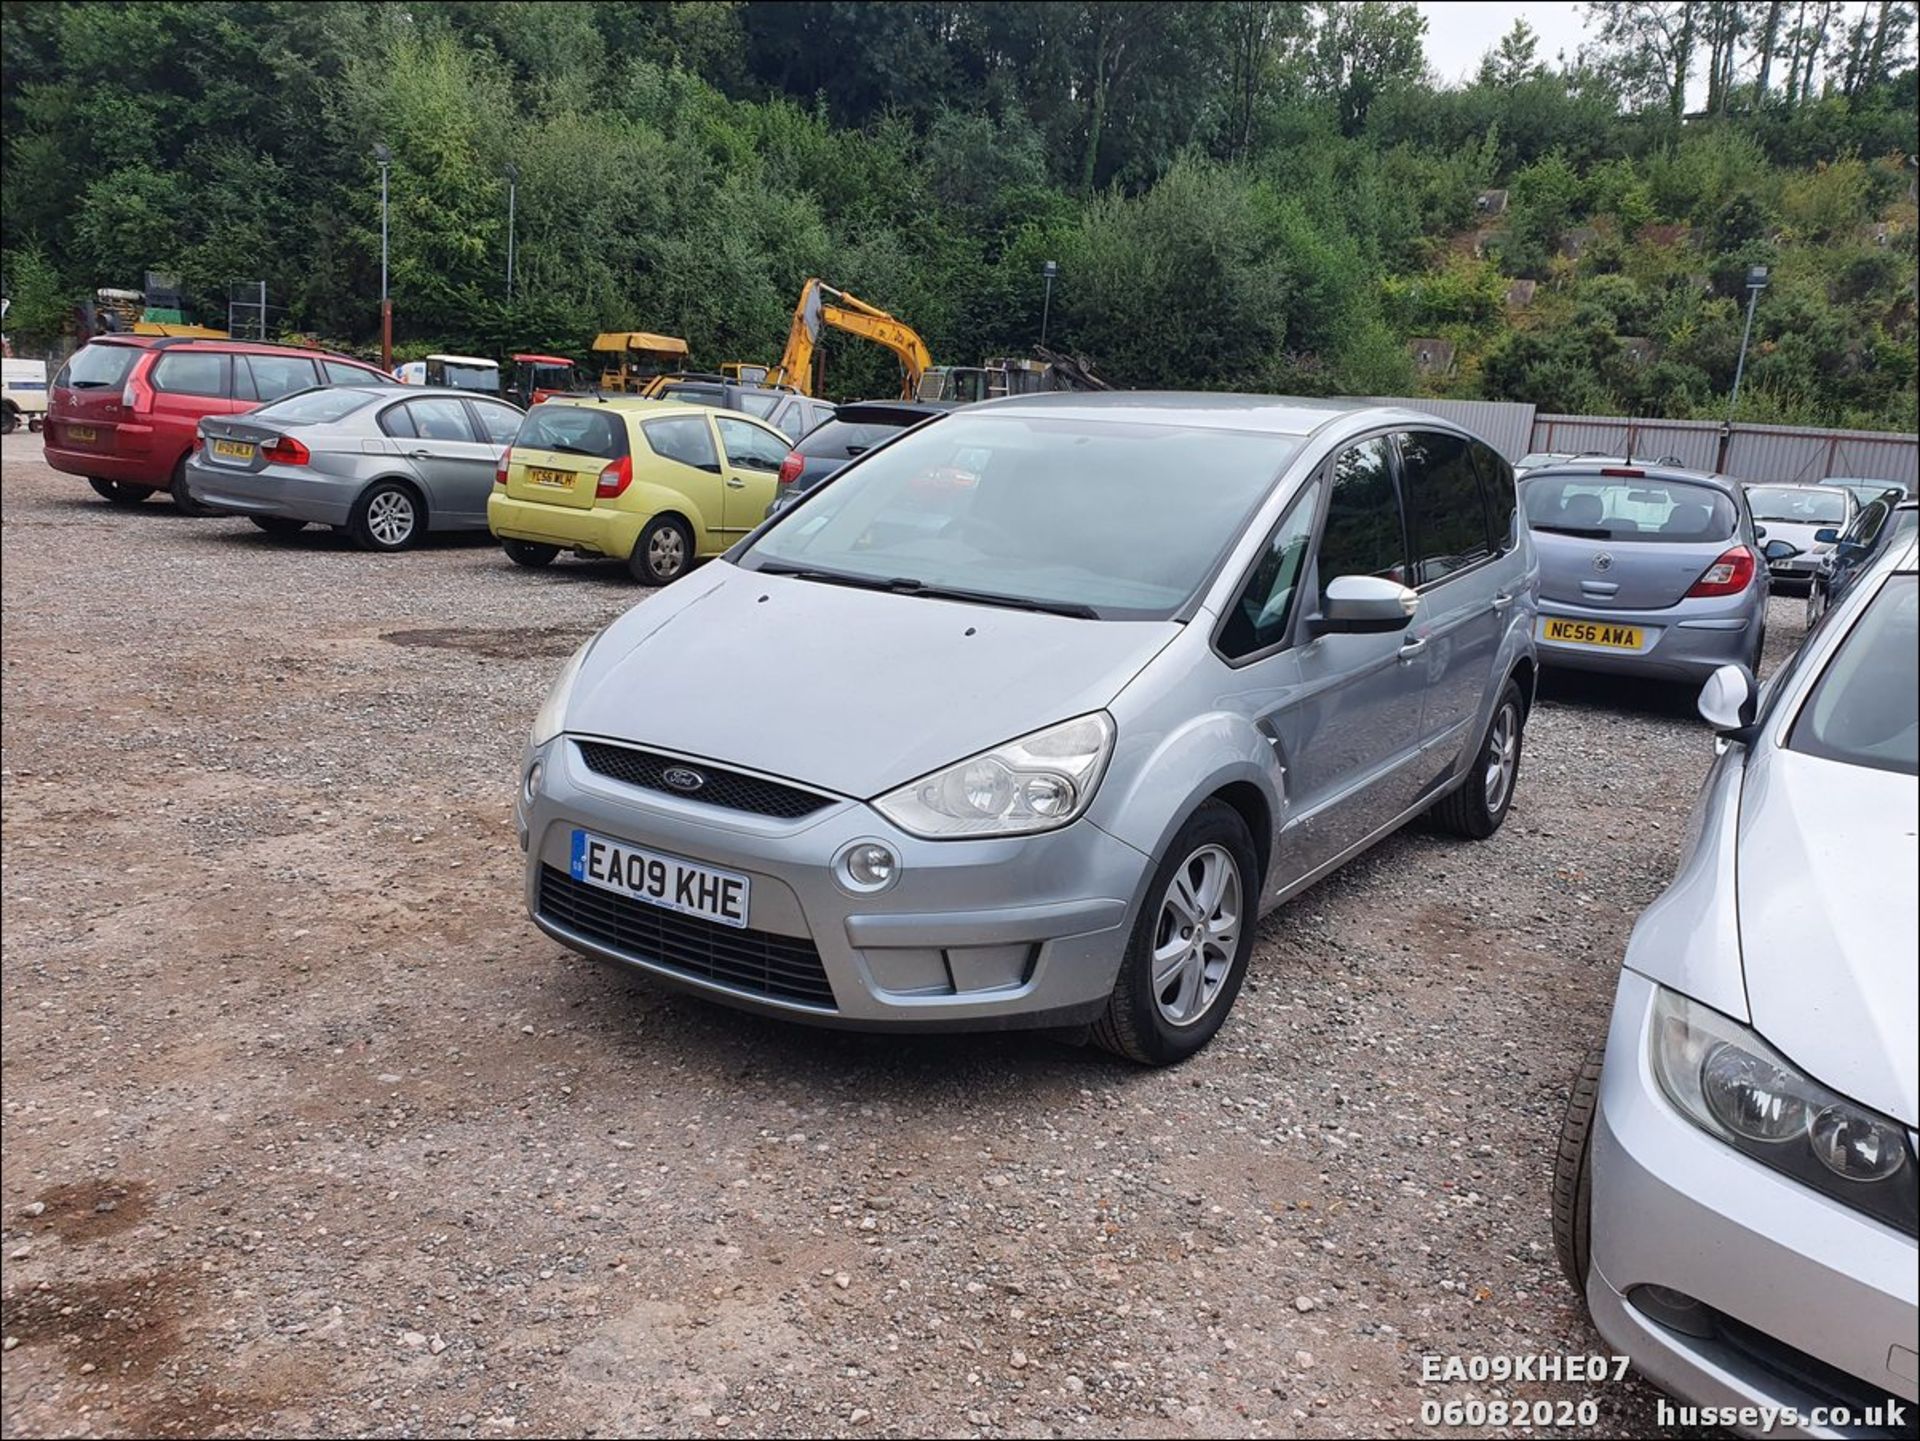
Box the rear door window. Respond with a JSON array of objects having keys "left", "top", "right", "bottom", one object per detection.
[
  {"left": 237, "top": 354, "right": 319, "bottom": 403},
  {"left": 642, "top": 415, "right": 720, "bottom": 472},
  {"left": 324, "top": 360, "right": 383, "bottom": 385},
  {"left": 1522, "top": 475, "right": 1736, "bottom": 542},
  {"left": 1469, "top": 439, "right": 1518, "bottom": 552},
  {"left": 378, "top": 403, "right": 416, "bottom": 439},
  {"left": 736, "top": 391, "right": 779, "bottom": 419},
  {"left": 716, "top": 417, "right": 788, "bottom": 472},
  {"left": 58, "top": 344, "right": 141, "bottom": 390},
  {"left": 467, "top": 400, "right": 523, "bottom": 445},
  {"left": 405, "top": 398, "right": 477, "bottom": 442},
  {"left": 1398, "top": 430, "right": 1493, "bottom": 585},
  {"left": 151, "top": 351, "right": 231, "bottom": 398}
]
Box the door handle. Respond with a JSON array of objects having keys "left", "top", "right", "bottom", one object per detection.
[
  {"left": 1398, "top": 635, "right": 1428, "bottom": 660},
  {"left": 725, "top": 477, "right": 745, "bottom": 489},
  {"left": 407, "top": 449, "right": 432, "bottom": 459},
  {"left": 1491, "top": 591, "right": 1515, "bottom": 612}
]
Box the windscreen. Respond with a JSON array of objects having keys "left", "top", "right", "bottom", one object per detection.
[
  {"left": 252, "top": 389, "right": 378, "bottom": 426},
  {"left": 1522, "top": 475, "right": 1736, "bottom": 542},
  {"left": 1789, "top": 574, "right": 1917, "bottom": 775},
  {"left": 514, "top": 405, "right": 627, "bottom": 459},
  {"left": 1746, "top": 486, "right": 1848, "bottom": 525},
  {"left": 745, "top": 413, "right": 1299, "bottom": 620},
  {"left": 59, "top": 344, "right": 140, "bottom": 389},
  {"left": 432, "top": 361, "right": 499, "bottom": 392}
]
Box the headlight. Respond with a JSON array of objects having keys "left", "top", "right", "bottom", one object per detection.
[
  {"left": 529, "top": 640, "right": 592, "bottom": 748},
  {"left": 1650, "top": 989, "right": 1917, "bottom": 1235},
  {"left": 873, "top": 712, "right": 1115, "bottom": 839}
]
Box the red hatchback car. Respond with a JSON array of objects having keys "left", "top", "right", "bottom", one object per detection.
[{"left": 42, "top": 336, "right": 393, "bottom": 511}]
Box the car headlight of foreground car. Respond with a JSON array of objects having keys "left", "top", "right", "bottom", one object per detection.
[
  {"left": 530, "top": 640, "right": 593, "bottom": 749},
  {"left": 874, "top": 712, "right": 1115, "bottom": 839},
  {"left": 1650, "top": 989, "right": 1918, "bottom": 1236}
]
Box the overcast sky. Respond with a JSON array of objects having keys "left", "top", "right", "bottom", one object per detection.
[{"left": 1416, "top": 1, "right": 1890, "bottom": 102}]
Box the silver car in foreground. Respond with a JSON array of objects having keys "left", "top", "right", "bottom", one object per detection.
[
  {"left": 1522, "top": 461, "right": 1791, "bottom": 683},
  {"left": 516, "top": 394, "right": 1539, "bottom": 1063},
  {"left": 184, "top": 385, "right": 525, "bottom": 551},
  {"left": 1555, "top": 538, "right": 1918, "bottom": 1436}
]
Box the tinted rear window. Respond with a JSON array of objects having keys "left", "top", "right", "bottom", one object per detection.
[
  {"left": 1522, "top": 475, "right": 1736, "bottom": 543},
  {"left": 795, "top": 417, "right": 908, "bottom": 459},
  {"left": 514, "top": 405, "right": 627, "bottom": 459},
  {"left": 252, "top": 390, "right": 378, "bottom": 426},
  {"left": 59, "top": 344, "right": 142, "bottom": 389}
]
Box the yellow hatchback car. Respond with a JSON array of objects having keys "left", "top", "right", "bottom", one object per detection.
[{"left": 488, "top": 398, "right": 792, "bottom": 584}]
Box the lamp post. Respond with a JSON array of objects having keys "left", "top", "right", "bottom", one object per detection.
[
  {"left": 373, "top": 142, "right": 393, "bottom": 372},
  {"left": 504, "top": 162, "right": 518, "bottom": 304},
  {"left": 1727, "top": 264, "right": 1769, "bottom": 421},
  {"left": 1040, "top": 259, "right": 1058, "bottom": 348}
]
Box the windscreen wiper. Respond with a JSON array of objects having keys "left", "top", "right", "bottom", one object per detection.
[
  {"left": 1531, "top": 523, "right": 1612, "bottom": 539},
  {"left": 882, "top": 578, "right": 1100, "bottom": 619},
  {"left": 755, "top": 561, "right": 897, "bottom": 590}
]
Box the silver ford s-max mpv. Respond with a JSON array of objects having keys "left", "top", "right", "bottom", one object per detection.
[{"left": 515, "top": 394, "right": 1540, "bottom": 1063}]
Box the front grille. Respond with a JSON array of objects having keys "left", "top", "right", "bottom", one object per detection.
[
  {"left": 538, "top": 865, "right": 835, "bottom": 1009},
  {"left": 575, "top": 741, "right": 834, "bottom": 820}
]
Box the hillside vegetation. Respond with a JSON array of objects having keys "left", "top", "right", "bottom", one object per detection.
[{"left": 2, "top": 1, "right": 1915, "bottom": 426}]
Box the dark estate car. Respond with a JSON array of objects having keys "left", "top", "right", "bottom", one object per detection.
[
  {"left": 1808, "top": 497, "right": 1920, "bottom": 627},
  {"left": 766, "top": 399, "right": 955, "bottom": 517}
]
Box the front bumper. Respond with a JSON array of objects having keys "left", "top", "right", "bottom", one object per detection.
[
  {"left": 1536, "top": 597, "right": 1759, "bottom": 682},
  {"left": 1586, "top": 969, "right": 1919, "bottom": 1437},
  {"left": 489, "top": 492, "right": 644, "bottom": 560},
  {"left": 182, "top": 455, "right": 357, "bottom": 526},
  {"left": 518, "top": 735, "right": 1149, "bottom": 1029}
]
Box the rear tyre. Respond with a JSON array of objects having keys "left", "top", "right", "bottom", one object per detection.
[
  {"left": 170, "top": 460, "right": 217, "bottom": 517},
  {"left": 1430, "top": 678, "right": 1525, "bottom": 839},
  {"left": 2, "top": 407, "right": 17, "bottom": 434},
  {"left": 1092, "top": 800, "right": 1258, "bottom": 1066},
  {"left": 627, "top": 515, "right": 693, "bottom": 586},
  {"left": 89, "top": 477, "right": 153, "bottom": 506},
  {"left": 349, "top": 481, "right": 423, "bottom": 552},
  {"left": 1805, "top": 584, "right": 1825, "bottom": 631},
  {"left": 249, "top": 516, "right": 307, "bottom": 537},
  {"left": 1552, "top": 1048, "right": 1605, "bottom": 1295},
  {"left": 503, "top": 539, "right": 559, "bottom": 569}
]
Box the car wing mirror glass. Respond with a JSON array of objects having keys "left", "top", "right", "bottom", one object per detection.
[
  {"left": 1761, "top": 538, "right": 1801, "bottom": 561},
  {"left": 1311, "top": 575, "right": 1419, "bottom": 635},
  {"left": 1813, "top": 527, "right": 1840, "bottom": 544}
]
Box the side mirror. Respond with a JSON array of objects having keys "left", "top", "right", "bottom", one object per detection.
[
  {"left": 1311, "top": 575, "right": 1419, "bottom": 635},
  {"left": 1754, "top": 525, "right": 1767, "bottom": 540},
  {"left": 1698, "top": 663, "right": 1759, "bottom": 740},
  {"left": 1761, "top": 538, "right": 1800, "bottom": 562},
  {"left": 1813, "top": 527, "right": 1840, "bottom": 545}
]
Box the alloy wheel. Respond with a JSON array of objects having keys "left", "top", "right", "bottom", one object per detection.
[
  {"left": 367, "top": 490, "right": 416, "bottom": 547},
  {"left": 1150, "top": 843, "right": 1242, "bottom": 1027},
  {"left": 1484, "top": 702, "right": 1519, "bottom": 815}
]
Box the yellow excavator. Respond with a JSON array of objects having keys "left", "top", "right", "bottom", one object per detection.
[{"left": 754, "top": 279, "right": 933, "bottom": 399}]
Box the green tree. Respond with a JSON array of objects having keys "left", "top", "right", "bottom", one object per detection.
[{"left": 1309, "top": 2, "right": 1427, "bottom": 135}]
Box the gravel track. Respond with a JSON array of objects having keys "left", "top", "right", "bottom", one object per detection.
[{"left": 1, "top": 435, "right": 1796, "bottom": 1438}]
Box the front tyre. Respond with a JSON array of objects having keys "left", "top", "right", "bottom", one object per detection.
[
  {"left": 1430, "top": 678, "right": 1524, "bottom": 839},
  {"left": 1552, "top": 1048, "right": 1604, "bottom": 1294},
  {"left": 350, "top": 481, "right": 423, "bottom": 552},
  {"left": 1093, "top": 800, "right": 1258, "bottom": 1066},
  {"left": 1805, "top": 583, "right": 1825, "bottom": 631}
]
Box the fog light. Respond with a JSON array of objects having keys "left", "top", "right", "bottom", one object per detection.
[
  {"left": 834, "top": 840, "right": 900, "bottom": 893},
  {"left": 523, "top": 759, "right": 543, "bottom": 804},
  {"left": 1626, "top": 1284, "right": 1714, "bottom": 1339}
]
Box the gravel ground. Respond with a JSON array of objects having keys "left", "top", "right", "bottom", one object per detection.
[{"left": 1, "top": 434, "right": 1801, "bottom": 1439}]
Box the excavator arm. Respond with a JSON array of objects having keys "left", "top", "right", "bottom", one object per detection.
[{"left": 769, "top": 279, "right": 932, "bottom": 398}]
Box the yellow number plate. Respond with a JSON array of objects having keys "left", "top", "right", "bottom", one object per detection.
[
  {"left": 211, "top": 439, "right": 254, "bottom": 460},
  {"left": 68, "top": 424, "right": 97, "bottom": 442},
  {"left": 1543, "top": 618, "right": 1643, "bottom": 649},
  {"left": 528, "top": 467, "right": 572, "bottom": 488}
]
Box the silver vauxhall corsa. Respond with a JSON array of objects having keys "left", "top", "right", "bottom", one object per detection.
[
  {"left": 1555, "top": 538, "right": 1919, "bottom": 1435},
  {"left": 515, "top": 395, "right": 1540, "bottom": 1063},
  {"left": 185, "top": 385, "right": 525, "bottom": 551},
  {"left": 1522, "top": 461, "right": 1788, "bottom": 683}
]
